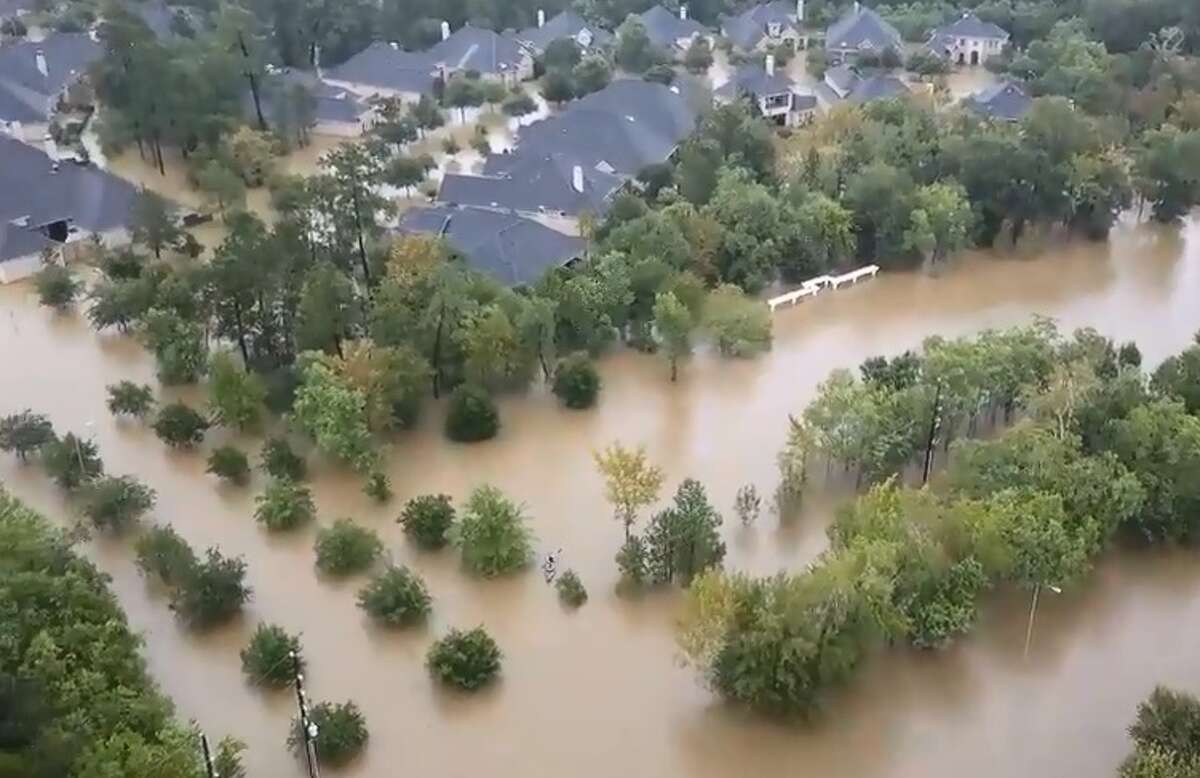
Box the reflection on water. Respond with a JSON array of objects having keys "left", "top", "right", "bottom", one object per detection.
[{"left": 2, "top": 218, "right": 1200, "bottom": 777}]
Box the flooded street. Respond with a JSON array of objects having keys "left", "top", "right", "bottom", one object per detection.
[{"left": 2, "top": 217, "right": 1200, "bottom": 777}]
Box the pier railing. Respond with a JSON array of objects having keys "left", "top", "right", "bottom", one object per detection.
[{"left": 767, "top": 265, "right": 880, "bottom": 312}]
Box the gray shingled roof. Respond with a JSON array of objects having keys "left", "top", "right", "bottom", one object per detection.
[
  {"left": 516, "top": 10, "right": 614, "bottom": 52},
  {"left": 1, "top": 135, "right": 138, "bottom": 261},
  {"left": 846, "top": 73, "right": 909, "bottom": 103},
  {"left": 720, "top": 1, "right": 798, "bottom": 51},
  {"left": 963, "top": 79, "right": 1031, "bottom": 121},
  {"left": 933, "top": 13, "right": 1009, "bottom": 40},
  {"left": 502, "top": 78, "right": 699, "bottom": 177},
  {"left": 824, "top": 63, "right": 859, "bottom": 94},
  {"left": 324, "top": 42, "right": 437, "bottom": 95},
  {"left": 825, "top": 5, "right": 901, "bottom": 53},
  {"left": 252, "top": 68, "right": 368, "bottom": 126},
  {"left": 440, "top": 151, "right": 622, "bottom": 216},
  {"left": 638, "top": 5, "right": 709, "bottom": 49},
  {"left": 0, "top": 33, "right": 101, "bottom": 123},
  {"left": 714, "top": 63, "right": 794, "bottom": 100},
  {"left": 398, "top": 205, "right": 583, "bottom": 286},
  {"left": 427, "top": 24, "right": 526, "bottom": 75}
]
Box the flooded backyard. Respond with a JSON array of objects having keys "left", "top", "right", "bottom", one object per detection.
[{"left": 2, "top": 217, "right": 1200, "bottom": 777}]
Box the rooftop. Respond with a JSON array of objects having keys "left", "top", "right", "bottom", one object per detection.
[
  {"left": 0, "top": 134, "right": 138, "bottom": 261},
  {"left": 932, "top": 13, "right": 1009, "bottom": 41},
  {"left": 427, "top": 24, "right": 527, "bottom": 75},
  {"left": 963, "top": 79, "right": 1032, "bottom": 121},
  {"left": 825, "top": 4, "right": 902, "bottom": 53},
  {"left": 715, "top": 63, "right": 795, "bottom": 99},
  {"left": 516, "top": 10, "right": 614, "bottom": 52},
  {"left": 0, "top": 33, "right": 102, "bottom": 123},
  {"left": 252, "top": 67, "right": 368, "bottom": 126},
  {"left": 846, "top": 72, "right": 909, "bottom": 103},
  {"left": 324, "top": 41, "right": 438, "bottom": 95},
  {"left": 439, "top": 151, "right": 623, "bottom": 216},
  {"left": 397, "top": 205, "right": 584, "bottom": 286},
  {"left": 720, "top": 1, "right": 799, "bottom": 51},
  {"left": 638, "top": 5, "right": 709, "bottom": 49}
]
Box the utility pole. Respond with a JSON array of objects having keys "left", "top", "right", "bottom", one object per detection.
[
  {"left": 291, "top": 650, "right": 320, "bottom": 778},
  {"left": 200, "top": 732, "right": 218, "bottom": 778},
  {"left": 1022, "top": 583, "right": 1062, "bottom": 659}
]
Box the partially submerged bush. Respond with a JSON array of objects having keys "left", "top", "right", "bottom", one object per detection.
[
  {"left": 399, "top": 494, "right": 455, "bottom": 550},
  {"left": 356, "top": 565, "right": 432, "bottom": 627},
  {"left": 314, "top": 518, "right": 383, "bottom": 576},
  {"left": 426, "top": 627, "right": 502, "bottom": 690},
  {"left": 240, "top": 623, "right": 302, "bottom": 687}
]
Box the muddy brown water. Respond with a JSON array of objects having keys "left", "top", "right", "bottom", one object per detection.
[{"left": 3, "top": 217, "right": 1200, "bottom": 777}]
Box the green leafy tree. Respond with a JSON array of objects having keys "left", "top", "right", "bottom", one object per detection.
[
  {"left": 453, "top": 484, "right": 534, "bottom": 575},
  {"left": 643, "top": 478, "right": 726, "bottom": 585},
  {"left": 171, "top": 548, "right": 252, "bottom": 628},
  {"left": 703, "top": 285, "right": 772, "bottom": 357},
  {"left": 134, "top": 524, "right": 197, "bottom": 586},
  {"left": 143, "top": 309, "right": 208, "bottom": 385},
  {"left": 652, "top": 291, "right": 694, "bottom": 381},
  {"left": 426, "top": 627, "right": 502, "bottom": 690},
  {"left": 41, "top": 432, "right": 103, "bottom": 490},
  {"left": 290, "top": 701, "right": 369, "bottom": 766},
  {"left": 573, "top": 55, "right": 612, "bottom": 95},
  {"left": 445, "top": 384, "right": 500, "bottom": 442},
  {"left": 291, "top": 358, "right": 377, "bottom": 471},
  {"left": 683, "top": 36, "right": 713, "bottom": 73},
  {"left": 129, "top": 188, "right": 184, "bottom": 258},
  {"left": 314, "top": 518, "right": 383, "bottom": 576},
  {"left": 784, "top": 193, "right": 855, "bottom": 281},
  {"left": 207, "top": 446, "right": 252, "bottom": 486},
  {"left": 904, "top": 182, "right": 975, "bottom": 265},
  {"left": 261, "top": 436, "right": 307, "bottom": 480},
  {"left": 1151, "top": 341, "right": 1200, "bottom": 415},
  {"left": 399, "top": 494, "right": 456, "bottom": 549},
  {"left": 541, "top": 68, "right": 576, "bottom": 104},
  {"left": 542, "top": 38, "right": 582, "bottom": 71},
  {"left": 34, "top": 264, "right": 81, "bottom": 310},
  {"left": 79, "top": 475, "right": 156, "bottom": 532},
  {"left": 153, "top": 402, "right": 210, "bottom": 448},
  {"left": 615, "top": 17, "right": 657, "bottom": 73},
  {"left": 254, "top": 478, "right": 316, "bottom": 531},
  {"left": 208, "top": 351, "right": 266, "bottom": 431},
  {"left": 552, "top": 352, "right": 602, "bottom": 409},
  {"left": 195, "top": 160, "right": 248, "bottom": 217},
  {"left": 296, "top": 262, "right": 359, "bottom": 356},
  {"left": 363, "top": 471, "right": 392, "bottom": 503},
  {"left": 0, "top": 411, "right": 54, "bottom": 461},
  {"left": 502, "top": 90, "right": 537, "bottom": 118},
  {"left": 240, "top": 623, "right": 302, "bottom": 687},
  {"left": 443, "top": 75, "right": 484, "bottom": 122},
  {"left": 106, "top": 381, "right": 156, "bottom": 418},
  {"left": 356, "top": 565, "right": 432, "bottom": 626}
]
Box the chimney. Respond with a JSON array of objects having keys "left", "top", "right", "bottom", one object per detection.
[
  {"left": 765, "top": 53, "right": 775, "bottom": 76},
  {"left": 312, "top": 44, "right": 322, "bottom": 76},
  {"left": 537, "top": 8, "right": 545, "bottom": 27},
  {"left": 35, "top": 49, "right": 47, "bottom": 78},
  {"left": 679, "top": 4, "right": 687, "bottom": 21},
  {"left": 853, "top": 1, "right": 860, "bottom": 14},
  {"left": 796, "top": 0, "right": 804, "bottom": 22},
  {"left": 572, "top": 165, "right": 584, "bottom": 193},
  {"left": 441, "top": 20, "right": 451, "bottom": 40},
  {"left": 389, "top": 41, "right": 399, "bottom": 49}
]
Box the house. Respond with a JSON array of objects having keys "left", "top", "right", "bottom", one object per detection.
[
  {"left": 252, "top": 67, "right": 370, "bottom": 137},
  {"left": 0, "top": 33, "right": 101, "bottom": 142},
  {"left": 846, "top": 72, "right": 909, "bottom": 104},
  {"left": 720, "top": 1, "right": 807, "bottom": 53},
  {"left": 516, "top": 9, "right": 613, "bottom": 54},
  {"left": 439, "top": 152, "right": 623, "bottom": 229},
  {"left": 0, "top": 134, "right": 138, "bottom": 283},
  {"left": 963, "top": 79, "right": 1032, "bottom": 121},
  {"left": 714, "top": 56, "right": 815, "bottom": 126},
  {"left": 822, "top": 65, "right": 909, "bottom": 104},
  {"left": 824, "top": 2, "right": 902, "bottom": 63},
  {"left": 928, "top": 13, "right": 1009, "bottom": 66},
  {"left": 397, "top": 205, "right": 585, "bottom": 286},
  {"left": 505, "top": 78, "right": 700, "bottom": 177},
  {"left": 324, "top": 42, "right": 439, "bottom": 104},
  {"left": 427, "top": 23, "right": 533, "bottom": 85},
  {"left": 638, "top": 5, "right": 710, "bottom": 53}
]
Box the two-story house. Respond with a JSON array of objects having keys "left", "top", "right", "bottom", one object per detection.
[
  {"left": 715, "top": 55, "right": 815, "bottom": 126},
  {"left": 720, "top": 1, "right": 808, "bottom": 53},
  {"left": 927, "top": 13, "right": 1010, "bottom": 66}
]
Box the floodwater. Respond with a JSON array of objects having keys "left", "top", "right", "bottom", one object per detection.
[{"left": 3, "top": 217, "right": 1200, "bottom": 778}]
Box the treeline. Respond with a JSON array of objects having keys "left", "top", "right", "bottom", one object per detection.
[
  {"left": 0, "top": 490, "right": 246, "bottom": 777},
  {"left": 678, "top": 324, "right": 1200, "bottom": 715},
  {"left": 1119, "top": 686, "right": 1200, "bottom": 777}
]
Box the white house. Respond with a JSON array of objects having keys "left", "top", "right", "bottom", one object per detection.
[
  {"left": 927, "top": 13, "right": 1010, "bottom": 66},
  {"left": 720, "top": 0, "right": 808, "bottom": 53}
]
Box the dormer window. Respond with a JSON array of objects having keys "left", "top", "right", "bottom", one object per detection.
[{"left": 767, "top": 22, "right": 781, "bottom": 36}]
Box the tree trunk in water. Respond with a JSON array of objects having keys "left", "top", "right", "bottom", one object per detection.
[
  {"left": 233, "top": 301, "right": 251, "bottom": 365},
  {"left": 431, "top": 304, "right": 445, "bottom": 398},
  {"left": 350, "top": 189, "right": 372, "bottom": 285},
  {"left": 922, "top": 383, "right": 942, "bottom": 485},
  {"left": 670, "top": 357, "right": 677, "bottom": 382},
  {"left": 538, "top": 350, "right": 550, "bottom": 381}
]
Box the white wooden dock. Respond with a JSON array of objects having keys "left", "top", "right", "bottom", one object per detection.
[{"left": 767, "top": 265, "right": 880, "bottom": 312}]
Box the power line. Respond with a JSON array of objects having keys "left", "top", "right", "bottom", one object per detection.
[{"left": 290, "top": 649, "right": 321, "bottom": 778}]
